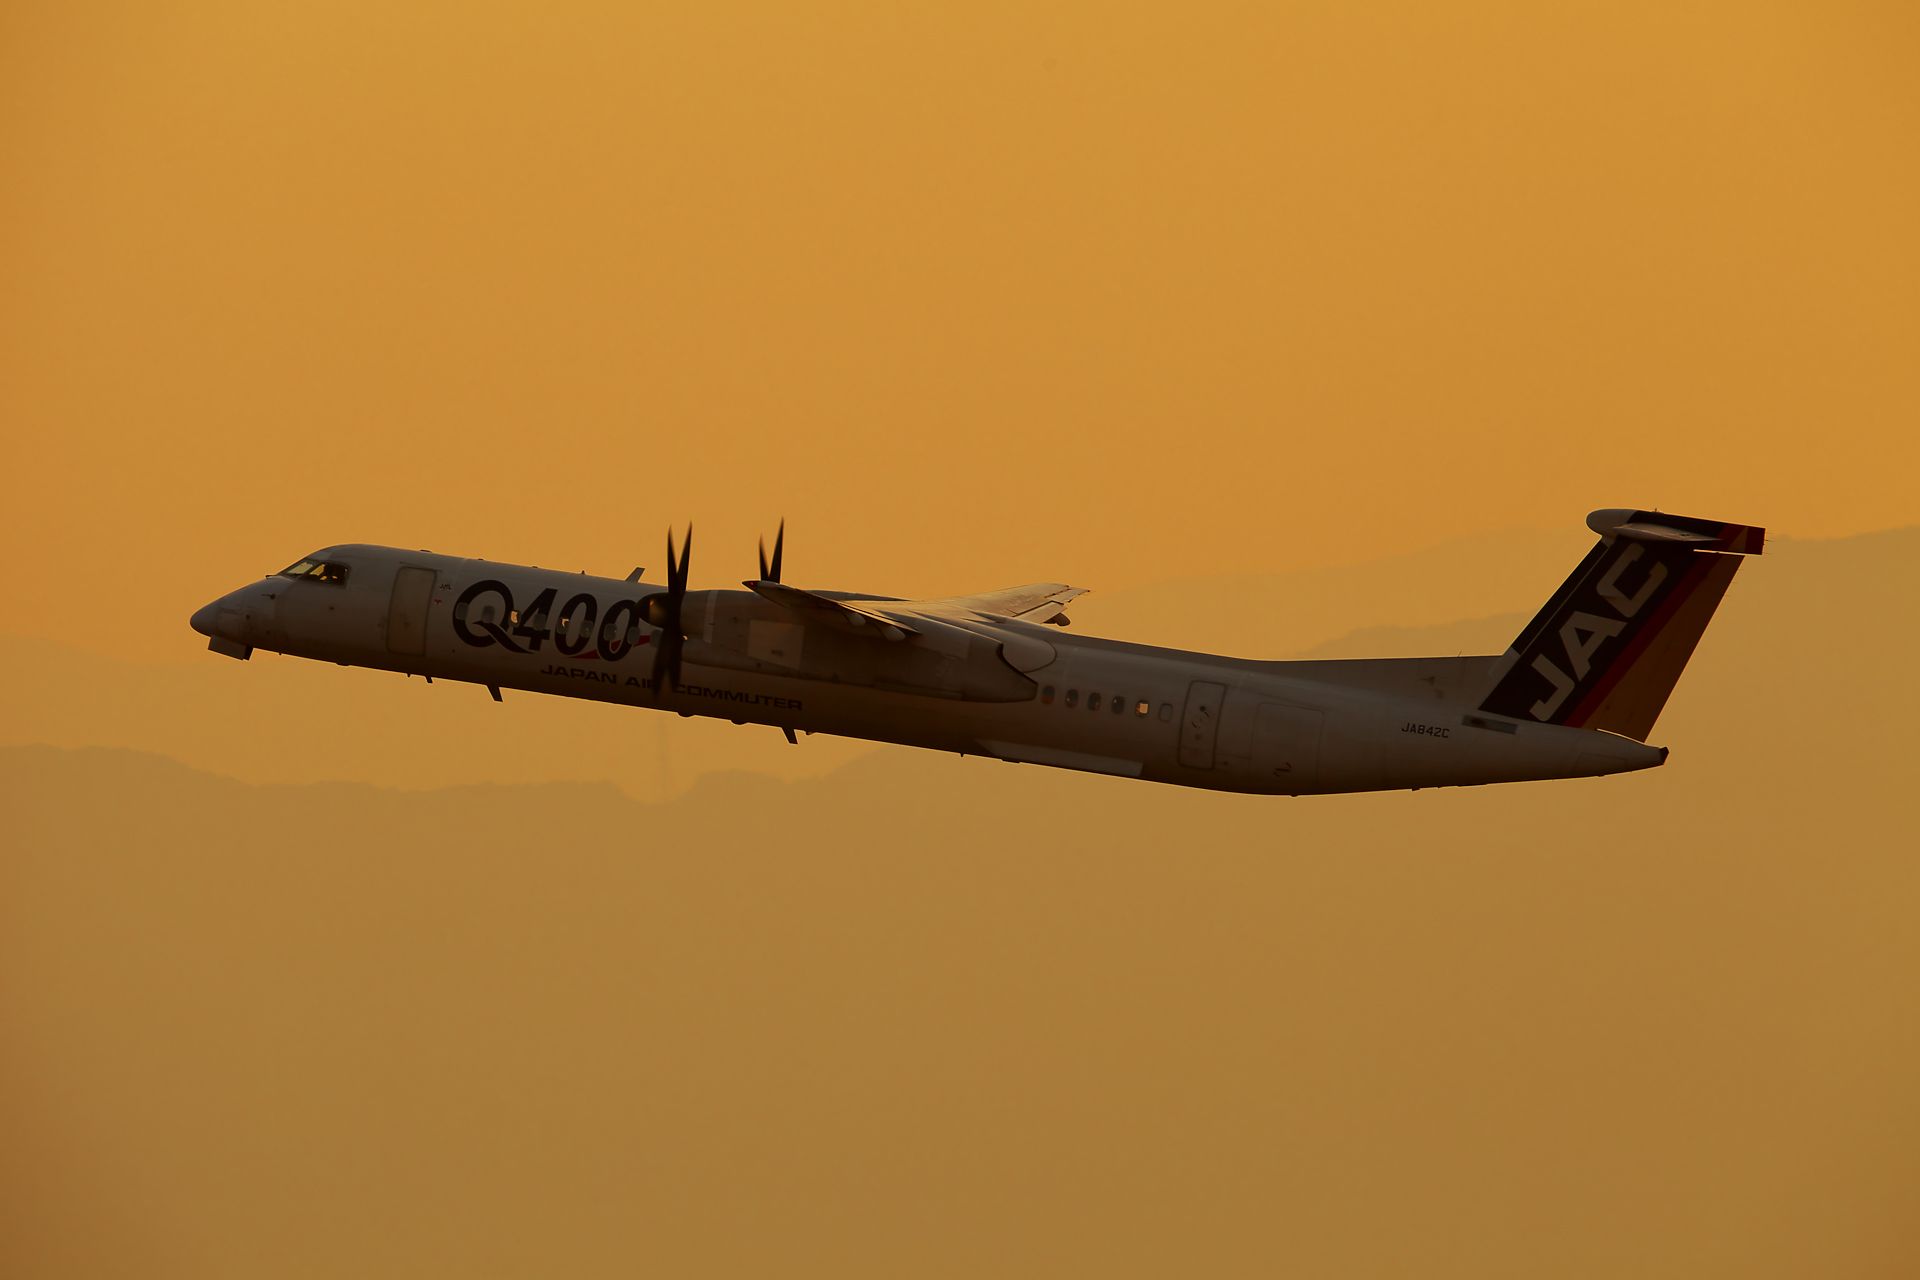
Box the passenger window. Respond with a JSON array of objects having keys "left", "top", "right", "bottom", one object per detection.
[
  {"left": 1040, "top": 685, "right": 1055, "bottom": 705},
  {"left": 1159, "top": 702, "right": 1173, "bottom": 722},
  {"left": 1135, "top": 700, "right": 1150, "bottom": 717},
  {"left": 1088, "top": 693, "right": 1101, "bottom": 712},
  {"left": 1065, "top": 689, "right": 1079, "bottom": 708},
  {"left": 1113, "top": 697, "right": 1125, "bottom": 715}
]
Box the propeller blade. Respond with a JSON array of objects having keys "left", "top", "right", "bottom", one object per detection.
[
  {"left": 758, "top": 519, "right": 785, "bottom": 584},
  {"left": 649, "top": 524, "right": 692, "bottom": 701},
  {"left": 669, "top": 525, "right": 691, "bottom": 594},
  {"left": 650, "top": 634, "right": 683, "bottom": 701},
  {"left": 648, "top": 613, "right": 675, "bottom": 700}
]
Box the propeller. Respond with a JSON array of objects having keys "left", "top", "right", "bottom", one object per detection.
[
  {"left": 758, "top": 518, "right": 785, "bottom": 584},
  {"left": 644, "top": 525, "right": 692, "bottom": 698},
  {"left": 757, "top": 519, "right": 801, "bottom": 748}
]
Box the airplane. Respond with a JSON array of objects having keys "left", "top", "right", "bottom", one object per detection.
[{"left": 189, "top": 508, "right": 1763, "bottom": 796}]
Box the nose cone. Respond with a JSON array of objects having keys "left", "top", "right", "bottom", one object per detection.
[
  {"left": 191, "top": 583, "right": 279, "bottom": 657},
  {"left": 190, "top": 591, "right": 248, "bottom": 641}
]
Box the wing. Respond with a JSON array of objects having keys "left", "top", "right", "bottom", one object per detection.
[
  {"left": 743, "top": 579, "right": 1087, "bottom": 637},
  {"left": 908, "top": 582, "right": 1087, "bottom": 626},
  {"left": 743, "top": 579, "right": 919, "bottom": 641}
]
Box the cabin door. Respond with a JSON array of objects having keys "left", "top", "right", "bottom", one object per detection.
[
  {"left": 386, "top": 566, "right": 436, "bottom": 656},
  {"left": 1178, "top": 680, "right": 1229, "bottom": 770}
]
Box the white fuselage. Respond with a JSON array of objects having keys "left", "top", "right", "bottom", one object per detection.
[{"left": 192, "top": 543, "right": 1665, "bottom": 795}]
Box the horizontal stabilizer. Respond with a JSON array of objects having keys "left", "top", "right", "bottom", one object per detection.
[{"left": 1586, "top": 509, "right": 1766, "bottom": 555}]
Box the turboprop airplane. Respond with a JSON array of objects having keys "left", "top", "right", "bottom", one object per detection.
[{"left": 189, "top": 508, "right": 1762, "bottom": 796}]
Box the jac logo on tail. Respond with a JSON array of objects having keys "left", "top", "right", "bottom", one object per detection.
[
  {"left": 1523, "top": 544, "right": 1667, "bottom": 719},
  {"left": 1478, "top": 542, "right": 1680, "bottom": 725}
]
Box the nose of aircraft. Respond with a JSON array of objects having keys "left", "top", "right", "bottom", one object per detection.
[{"left": 190, "top": 582, "right": 279, "bottom": 657}]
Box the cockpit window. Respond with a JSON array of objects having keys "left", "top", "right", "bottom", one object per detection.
[{"left": 278, "top": 558, "right": 350, "bottom": 585}]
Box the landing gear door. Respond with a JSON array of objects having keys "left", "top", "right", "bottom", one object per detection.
[
  {"left": 1253, "top": 703, "right": 1324, "bottom": 791},
  {"left": 1179, "top": 680, "right": 1228, "bottom": 770},
  {"left": 387, "top": 566, "right": 436, "bottom": 656}
]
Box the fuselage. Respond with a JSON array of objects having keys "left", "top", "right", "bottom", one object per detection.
[{"left": 190, "top": 543, "right": 1666, "bottom": 795}]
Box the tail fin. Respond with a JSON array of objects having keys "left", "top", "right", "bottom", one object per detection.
[{"left": 1477, "top": 509, "right": 1765, "bottom": 741}]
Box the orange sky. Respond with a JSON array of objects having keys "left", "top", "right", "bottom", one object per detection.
[
  {"left": 5, "top": 10, "right": 1919, "bottom": 1276},
  {"left": 3, "top": 2, "right": 1916, "bottom": 664}
]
